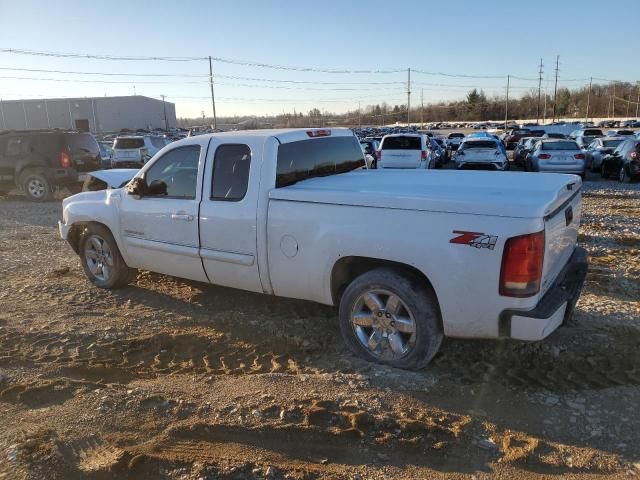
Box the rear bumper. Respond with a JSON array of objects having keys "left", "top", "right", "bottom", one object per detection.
[
  {"left": 58, "top": 220, "right": 70, "bottom": 241},
  {"left": 499, "top": 247, "right": 588, "bottom": 341}
]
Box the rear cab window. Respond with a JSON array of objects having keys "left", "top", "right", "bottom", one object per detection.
[
  {"left": 381, "top": 136, "right": 422, "bottom": 150},
  {"left": 276, "top": 136, "right": 364, "bottom": 188}
]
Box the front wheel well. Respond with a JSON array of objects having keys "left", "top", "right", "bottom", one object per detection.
[
  {"left": 331, "top": 256, "right": 439, "bottom": 308},
  {"left": 67, "top": 221, "right": 112, "bottom": 254}
]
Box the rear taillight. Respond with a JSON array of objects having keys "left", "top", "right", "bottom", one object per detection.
[
  {"left": 421, "top": 150, "right": 427, "bottom": 160},
  {"left": 60, "top": 151, "right": 71, "bottom": 168},
  {"left": 499, "top": 231, "right": 545, "bottom": 297},
  {"left": 574, "top": 153, "right": 585, "bottom": 159},
  {"left": 538, "top": 153, "right": 551, "bottom": 160}
]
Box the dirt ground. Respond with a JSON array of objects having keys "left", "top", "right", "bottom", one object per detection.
[{"left": 0, "top": 171, "right": 639, "bottom": 479}]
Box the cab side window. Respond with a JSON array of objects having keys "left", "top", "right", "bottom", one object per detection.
[
  {"left": 211, "top": 144, "right": 251, "bottom": 201},
  {"left": 144, "top": 146, "right": 200, "bottom": 199}
]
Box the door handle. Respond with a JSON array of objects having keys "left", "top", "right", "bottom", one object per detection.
[{"left": 171, "top": 212, "right": 194, "bottom": 221}]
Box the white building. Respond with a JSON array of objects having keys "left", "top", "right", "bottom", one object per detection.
[{"left": 0, "top": 95, "right": 176, "bottom": 133}]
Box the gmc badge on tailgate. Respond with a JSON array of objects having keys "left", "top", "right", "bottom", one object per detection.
[{"left": 565, "top": 206, "right": 573, "bottom": 226}]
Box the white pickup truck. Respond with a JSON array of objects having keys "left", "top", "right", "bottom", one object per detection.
[{"left": 59, "top": 128, "right": 587, "bottom": 370}]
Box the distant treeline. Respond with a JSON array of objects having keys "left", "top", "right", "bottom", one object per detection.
[{"left": 177, "top": 81, "right": 640, "bottom": 129}]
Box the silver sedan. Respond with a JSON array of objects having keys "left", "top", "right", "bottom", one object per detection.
[{"left": 525, "top": 139, "right": 586, "bottom": 178}]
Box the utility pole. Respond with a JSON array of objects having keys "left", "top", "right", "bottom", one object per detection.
[
  {"left": 407, "top": 68, "right": 411, "bottom": 127},
  {"left": 543, "top": 89, "right": 548, "bottom": 124},
  {"left": 536, "top": 58, "right": 543, "bottom": 124},
  {"left": 585, "top": 77, "right": 592, "bottom": 124},
  {"left": 420, "top": 88, "right": 424, "bottom": 129},
  {"left": 504, "top": 74, "right": 510, "bottom": 131},
  {"left": 612, "top": 82, "right": 616, "bottom": 120},
  {"left": 160, "top": 94, "right": 168, "bottom": 130},
  {"left": 208, "top": 56, "right": 217, "bottom": 130},
  {"left": 626, "top": 95, "right": 631, "bottom": 117},
  {"left": 358, "top": 101, "right": 361, "bottom": 129},
  {"left": 551, "top": 55, "right": 559, "bottom": 123}
]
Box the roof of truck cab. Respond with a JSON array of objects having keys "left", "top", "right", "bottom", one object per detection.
[{"left": 193, "top": 128, "right": 355, "bottom": 144}]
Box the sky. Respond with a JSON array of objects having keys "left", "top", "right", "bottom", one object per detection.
[{"left": 0, "top": 0, "right": 639, "bottom": 119}]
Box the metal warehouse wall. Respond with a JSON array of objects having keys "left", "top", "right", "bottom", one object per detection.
[{"left": 0, "top": 96, "right": 176, "bottom": 133}]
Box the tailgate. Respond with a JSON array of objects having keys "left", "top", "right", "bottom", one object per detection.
[
  {"left": 114, "top": 149, "right": 141, "bottom": 160},
  {"left": 541, "top": 184, "right": 582, "bottom": 295},
  {"left": 380, "top": 150, "right": 421, "bottom": 168}
]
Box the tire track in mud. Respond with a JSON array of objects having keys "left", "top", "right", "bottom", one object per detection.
[
  {"left": 0, "top": 329, "right": 309, "bottom": 381},
  {"left": 434, "top": 325, "right": 640, "bottom": 392},
  {"left": 35, "top": 399, "right": 620, "bottom": 478}
]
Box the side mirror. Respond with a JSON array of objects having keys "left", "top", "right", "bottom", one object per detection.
[{"left": 148, "top": 180, "right": 168, "bottom": 196}]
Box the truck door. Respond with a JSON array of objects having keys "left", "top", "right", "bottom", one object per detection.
[
  {"left": 118, "top": 141, "right": 208, "bottom": 283},
  {"left": 198, "top": 138, "right": 263, "bottom": 293}
]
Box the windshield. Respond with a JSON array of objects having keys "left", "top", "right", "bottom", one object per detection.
[
  {"left": 381, "top": 136, "right": 422, "bottom": 150},
  {"left": 448, "top": 133, "right": 464, "bottom": 138},
  {"left": 114, "top": 137, "right": 145, "bottom": 149},
  {"left": 541, "top": 141, "right": 579, "bottom": 150}
]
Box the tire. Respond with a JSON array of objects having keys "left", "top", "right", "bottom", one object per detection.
[
  {"left": 338, "top": 268, "right": 443, "bottom": 370},
  {"left": 79, "top": 224, "right": 135, "bottom": 289},
  {"left": 601, "top": 165, "right": 609, "bottom": 179},
  {"left": 619, "top": 166, "right": 632, "bottom": 183},
  {"left": 20, "top": 171, "right": 51, "bottom": 202}
]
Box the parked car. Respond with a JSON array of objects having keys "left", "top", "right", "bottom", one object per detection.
[
  {"left": 584, "top": 137, "right": 626, "bottom": 172},
  {"left": 446, "top": 132, "right": 465, "bottom": 156},
  {"left": 569, "top": 128, "right": 604, "bottom": 149},
  {"left": 429, "top": 137, "right": 446, "bottom": 167},
  {"left": 621, "top": 120, "right": 640, "bottom": 128},
  {"left": 513, "top": 137, "right": 538, "bottom": 166},
  {"left": 359, "top": 138, "right": 379, "bottom": 169},
  {"left": 0, "top": 129, "right": 101, "bottom": 201},
  {"left": 378, "top": 134, "right": 433, "bottom": 169},
  {"left": 111, "top": 135, "right": 167, "bottom": 168},
  {"left": 98, "top": 141, "right": 114, "bottom": 169},
  {"left": 525, "top": 139, "right": 586, "bottom": 177},
  {"left": 606, "top": 129, "right": 635, "bottom": 137},
  {"left": 81, "top": 169, "right": 138, "bottom": 192},
  {"left": 58, "top": 127, "right": 587, "bottom": 369},
  {"left": 600, "top": 138, "right": 640, "bottom": 182},
  {"left": 454, "top": 138, "right": 508, "bottom": 170}
]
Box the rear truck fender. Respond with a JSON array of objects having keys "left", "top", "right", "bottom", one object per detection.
[
  {"left": 60, "top": 190, "right": 131, "bottom": 265},
  {"left": 267, "top": 199, "right": 546, "bottom": 339}
]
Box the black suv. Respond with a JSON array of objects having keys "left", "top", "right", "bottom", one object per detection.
[{"left": 0, "top": 130, "right": 101, "bottom": 201}]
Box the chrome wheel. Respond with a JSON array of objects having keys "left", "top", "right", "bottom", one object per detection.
[
  {"left": 350, "top": 289, "right": 416, "bottom": 361},
  {"left": 84, "top": 234, "right": 114, "bottom": 282},
  {"left": 27, "top": 178, "right": 46, "bottom": 199}
]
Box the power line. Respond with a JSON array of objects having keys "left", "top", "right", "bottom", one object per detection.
[
  {"left": 0, "top": 48, "right": 205, "bottom": 62},
  {"left": 0, "top": 47, "right": 549, "bottom": 79}
]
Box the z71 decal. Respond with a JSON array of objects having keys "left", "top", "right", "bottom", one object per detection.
[{"left": 450, "top": 230, "right": 498, "bottom": 250}]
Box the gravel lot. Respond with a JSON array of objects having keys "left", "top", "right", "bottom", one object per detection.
[{"left": 0, "top": 172, "right": 638, "bottom": 479}]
